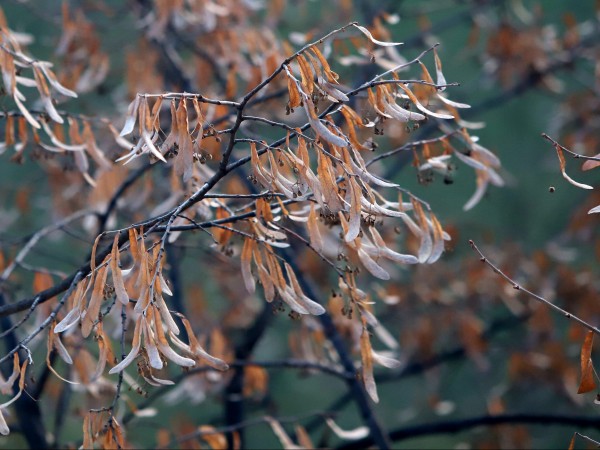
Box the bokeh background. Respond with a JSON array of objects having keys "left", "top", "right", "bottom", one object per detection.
[{"left": 1, "top": 1, "right": 599, "bottom": 448}]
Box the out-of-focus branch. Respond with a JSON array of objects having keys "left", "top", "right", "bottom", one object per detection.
[
  {"left": 176, "top": 409, "right": 332, "bottom": 447},
  {"left": 0, "top": 292, "right": 48, "bottom": 449},
  {"left": 336, "top": 413, "right": 600, "bottom": 449},
  {"left": 121, "top": 357, "right": 351, "bottom": 427},
  {"left": 224, "top": 302, "right": 272, "bottom": 448}
]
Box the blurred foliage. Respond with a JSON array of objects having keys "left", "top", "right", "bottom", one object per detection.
[{"left": 1, "top": 1, "right": 600, "bottom": 449}]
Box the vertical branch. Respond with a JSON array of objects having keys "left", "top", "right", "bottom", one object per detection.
[
  {"left": 224, "top": 302, "right": 273, "bottom": 449},
  {"left": 52, "top": 382, "right": 72, "bottom": 447}
]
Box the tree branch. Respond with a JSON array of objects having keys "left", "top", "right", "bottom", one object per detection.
[{"left": 336, "top": 413, "right": 600, "bottom": 449}]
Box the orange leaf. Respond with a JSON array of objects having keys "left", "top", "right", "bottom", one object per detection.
[
  {"left": 110, "top": 233, "right": 129, "bottom": 305},
  {"left": 33, "top": 272, "right": 53, "bottom": 294},
  {"left": 568, "top": 433, "right": 576, "bottom": 450},
  {"left": 241, "top": 238, "right": 256, "bottom": 294},
  {"left": 287, "top": 75, "right": 302, "bottom": 110},
  {"left": 582, "top": 152, "right": 600, "bottom": 171},
  {"left": 307, "top": 204, "right": 323, "bottom": 252},
  {"left": 82, "top": 261, "right": 109, "bottom": 338},
  {"left": 175, "top": 98, "right": 193, "bottom": 180},
  {"left": 253, "top": 247, "right": 275, "bottom": 302},
  {"left": 82, "top": 413, "right": 93, "bottom": 449},
  {"left": 360, "top": 321, "right": 379, "bottom": 403},
  {"left": 311, "top": 46, "right": 338, "bottom": 83},
  {"left": 577, "top": 331, "right": 597, "bottom": 394},
  {"left": 296, "top": 54, "right": 314, "bottom": 94},
  {"left": 214, "top": 208, "right": 233, "bottom": 246},
  {"left": 555, "top": 146, "right": 593, "bottom": 190}
]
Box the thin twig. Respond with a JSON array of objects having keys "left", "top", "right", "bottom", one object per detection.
[
  {"left": 573, "top": 431, "right": 600, "bottom": 447},
  {"left": 469, "top": 240, "right": 600, "bottom": 336},
  {"left": 542, "top": 133, "right": 600, "bottom": 162},
  {"left": 0, "top": 271, "right": 84, "bottom": 365},
  {"left": 0, "top": 210, "right": 91, "bottom": 283}
]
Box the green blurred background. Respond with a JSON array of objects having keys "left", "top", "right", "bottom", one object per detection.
[{"left": 1, "top": 1, "right": 599, "bottom": 448}]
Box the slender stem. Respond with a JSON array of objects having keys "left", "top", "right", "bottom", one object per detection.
[
  {"left": 0, "top": 272, "right": 84, "bottom": 365},
  {"left": 469, "top": 240, "right": 600, "bottom": 336},
  {"left": 542, "top": 133, "right": 600, "bottom": 162}
]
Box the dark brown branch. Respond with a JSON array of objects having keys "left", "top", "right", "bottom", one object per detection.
[
  {"left": 224, "top": 303, "right": 272, "bottom": 449},
  {"left": 95, "top": 162, "right": 154, "bottom": 236}
]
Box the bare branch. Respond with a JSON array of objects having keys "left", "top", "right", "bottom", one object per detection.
[{"left": 469, "top": 240, "right": 600, "bottom": 336}]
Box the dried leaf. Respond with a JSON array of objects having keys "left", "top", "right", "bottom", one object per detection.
[
  {"left": 353, "top": 24, "right": 403, "bottom": 46},
  {"left": 360, "top": 324, "right": 379, "bottom": 402},
  {"left": 295, "top": 425, "right": 314, "bottom": 448},
  {"left": 319, "top": 78, "right": 349, "bottom": 102},
  {"left": 433, "top": 47, "right": 447, "bottom": 90},
  {"left": 325, "top": 417, "right": 369, "bottom": 440},
  {"left": 296, "top": 54, "right": 314, "bottom": 94},
  {"left": 307, "top": 203, "right": 323, "bottom": 252},
  {"left": 175, "top": 315, "right": 229, "bottom": 370},
  {"left": 582, "top": 154, "right": 600, "bottom": 171},
  {"left": 287, "top": 74, "right": 302, "bottom": 110},
  {"left": 0, "top": 410, "right": 8, "bottom": 436},
  {"left": 110, "top": 234, "right": 129, "bottom": 305},
  {"left": 109, "top": 316, "right": 142, "bottom": 374},
  {"left": 120, "top": 95, "right": 140, "bottom": 136},
  {"left": 153, "top": 310, "right": 196, "bottom": 367},
  {"left": 0, "top": 359, "right": 28, "bottom": 410},
  {"left": 54, "top": 281, "right": 85, "bottom": 333},
  {"left": 427, "top": 214, "right": 445, "bottom": 264},
  {"left": 253, "top": 248, "right": 275, "bottom": 302},
  {"left": 357, "top": 243, "right": 390, "bottom": 280},
  {"left": 91, "top": 326, "right": 109, "bottom": 380},
  {"left": 198, "top": 426, "right": 228, "bottom": 449},
  {"left": 241, "top": 237, "right": 256, "bottom": 294},
  {"left": 14, "top": 90, "right": 40, "bottom": 129},
  {"left": 175, "top": 98, "right": 193, "bottom": 180},
  {"left": 52, "top": 327, "right": 73, "bottom": 365},
  {"left": 82, "top": 262, "right": 109, "bottom": 338},
  {"left": 556, "top": 146, "right": 593, "bottom": 190},
  {"left": 366, "top": 227, "right": 418, "bottom": 264},
  {"left": 284, "top": 262, "right": 325, "bottom": 315},
  {"left": 578, "top": 331, "right": 596, "bottom": 394},
  {"left": 311, "top": 46, "right": 338, "bottom": 83},
  {"left": 344, "top": 177, "right": 362, "bottom": 242},
  {"left": 463, "top": 172, "right": 489, "bottom": 211},
  {"left": 397, "top": 83, "right": 453, "bottom": 120},
  {"left": 371, "top": 350, "right": 402, "bottom": 369},
  {"left": 0, "top": 354, "right": 20, "bottom": 395},
  {"left": 303, "top": 96, "right": 348, "bottom": 148},
  {"left": 266, "top": 417, "right": 301, "bottom": 450},
  {"left": 82, "top": 413, "right": 93, "bottom": 449}
]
